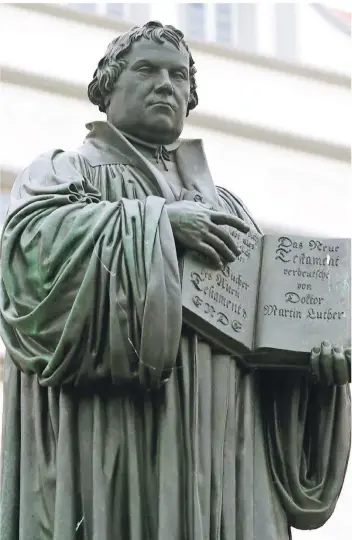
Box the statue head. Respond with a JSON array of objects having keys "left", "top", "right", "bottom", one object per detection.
[{"left": 88, "top": 21, "right": 198, "bottom": 145}]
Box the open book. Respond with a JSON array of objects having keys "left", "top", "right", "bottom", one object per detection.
[{"left": 182, "top": 230, "right": 351, "bottom": 369}]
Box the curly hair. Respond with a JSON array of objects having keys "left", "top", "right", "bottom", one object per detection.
[{"left": 88, "top": 21, "right": 198, "bottom": 117}]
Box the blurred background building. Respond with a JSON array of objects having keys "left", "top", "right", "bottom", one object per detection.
[{"left": 0, "top": 3, "right": 351, "bottom": 538}]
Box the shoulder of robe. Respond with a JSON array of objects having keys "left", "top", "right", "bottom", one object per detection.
[
  {"left": 24, "top": 149, "right": 91, "bottom": 171},
  {"left": 39, "top": 149, "right": 93, "bottom": 177},
  {"left": 11, "top": 149, "right": 93, "bottom": 194}
]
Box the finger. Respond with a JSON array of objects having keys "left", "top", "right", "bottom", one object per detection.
[
  {"left": 310, "top": 347, "right": 321, "bottom": 381},
  {"left": 205, "top": 233, "right": 238, "bottom": 262},
  {"left": 320, "top": 340, "right": 334, "bottom": 386},
  {"left": 210, "top": 212, "right": 250, "bottom": 234},
  {"left": 197, "top": 242, "right": 223, "bottom": 268},
  {"left": 332, "top": 346, "right": 350, "bottom": 386},
  {"left": 209, "top": 223, "right": 241, "bottom": 257}
]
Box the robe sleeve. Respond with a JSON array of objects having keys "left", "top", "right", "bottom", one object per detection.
[
  {"left": 260, "top": 372, "right": 351, "bottom": 530},
  {"left": 0, "top": 150, "right": 182, "bottom": 389},
  {"left": 216, "top": 185, "right": 351, "bottom": 530}
]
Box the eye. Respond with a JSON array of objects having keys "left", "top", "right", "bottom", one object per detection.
[
  {"left": 172, "top": 71, "right": 187, "bottom": 81},
  {"left": 137, "top": 65, "right": 154, "bottom": 75}
]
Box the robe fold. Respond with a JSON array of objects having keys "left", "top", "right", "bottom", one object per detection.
[{"left": 0, "top": 121, "right": 350, "bottom": 540}]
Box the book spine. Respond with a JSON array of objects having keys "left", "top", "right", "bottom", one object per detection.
[{"left": 252, "top": 235, "right": 266, "bottom": 350}]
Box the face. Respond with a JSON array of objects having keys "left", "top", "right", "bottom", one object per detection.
[{"left": 106, "top": 38, "right": 190, "bottom": 145}]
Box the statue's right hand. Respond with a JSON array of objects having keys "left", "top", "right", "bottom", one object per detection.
[{"left": 166, "top": 200, "right": 249, "bottom": 268}]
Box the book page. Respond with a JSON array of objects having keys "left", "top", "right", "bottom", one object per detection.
[
  {"left": 182, "top": 228, "right": 263, "bottom": 352},
  {"left": 255, "top": 235, "right": 351, "bottom": 353}
]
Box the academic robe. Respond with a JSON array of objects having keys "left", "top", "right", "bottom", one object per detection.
[{"left": 0, "top": 121, "right": 350, "bottom": 540}]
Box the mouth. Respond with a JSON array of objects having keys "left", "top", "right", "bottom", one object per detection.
[{"left": 150, "top": 102, "right": 176, "bottom": 111}]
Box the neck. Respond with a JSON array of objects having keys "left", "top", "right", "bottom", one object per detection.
[
  {"left": 119, "top": 129, "right": 181, "bottom": 172},
  {"left": 121, "top": 131, "right": 163, "bottom": 149},
  {"left": 120, "top": 129, "right": 181, "bottom": 152}
]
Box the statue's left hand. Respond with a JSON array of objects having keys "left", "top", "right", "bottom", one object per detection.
[{"left": 310, "top": 341, "right": 351, "bottom": 386}]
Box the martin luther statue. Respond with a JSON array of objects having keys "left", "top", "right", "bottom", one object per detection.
[{"left": 0, "top": 21, "right": 350, "bottom": 540}]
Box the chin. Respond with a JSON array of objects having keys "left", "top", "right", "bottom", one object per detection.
[
  {"left": 147, "top": 121, "right": 182, "bottom": 145},
  {"left": 140, "top": 109, "right": 181, "bottom": 141}
]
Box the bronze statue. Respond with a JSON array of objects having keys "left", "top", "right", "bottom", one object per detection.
[{"left": 0, "top": 21, "right": 350, "bottom": 540}]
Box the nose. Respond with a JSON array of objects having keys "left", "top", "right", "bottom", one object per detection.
[{"left": 154, "top": 69, "right": 173, "bottom": 95}]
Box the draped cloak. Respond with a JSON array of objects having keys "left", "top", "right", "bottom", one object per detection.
[{"left": 0, "top": 121, "right": 350, "bottom": 540}]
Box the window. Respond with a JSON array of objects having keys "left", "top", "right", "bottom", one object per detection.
[
  {"left": 183, "top": 3, "right": 206, "bottom": 41},
  {"left": 106, "top": 3, "right": 124, "bottom": 19},
  {"left": 215, "top": 4, "right": 233, "bottom": 46},
  {"left": 66, "top": 3, "right": 151, "bottom": 23},
  {"left": 236, "top": 3, "right": 257, "bottom": 53},
  {"left": 180, "top": 3, "right": 258, "bottom": 53},
  {"left": 68, "top": 3, "right": 97, "bottom": 13},
  {"left": 275, "top": 4, "right": 297, "bottom": 61}
]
